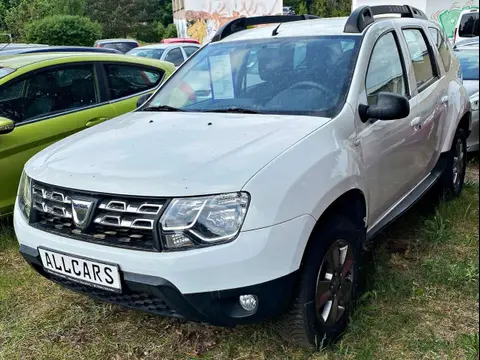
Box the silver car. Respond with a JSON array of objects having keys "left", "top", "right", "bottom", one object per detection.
[
  {"left": 127, "top": 43, "right": 200, "bottom": 68},
  {"left": 455, "top": 43, "right": 479, "bottom": 152}
]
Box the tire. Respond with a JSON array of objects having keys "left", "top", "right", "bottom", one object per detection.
[
  {"left": 275, "top": 215, "right": 362, "bottom": 350},
  {"left": 438, "top": 128, "right": 467, "bottom": 199}
]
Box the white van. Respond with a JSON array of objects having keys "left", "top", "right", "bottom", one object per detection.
[{"left": 454, "top": 9, "right": 479, "bottom": 43}]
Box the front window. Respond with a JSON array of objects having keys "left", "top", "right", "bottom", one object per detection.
[
  {"left": 456, "top": 50, "right": 479, "bottom": 80},
  {"left": 145, "top": 36, "right": 361, "bottom": 117}
]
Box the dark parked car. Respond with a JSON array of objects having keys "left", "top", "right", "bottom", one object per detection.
[
  {"left": 94, "top": 39, "right": 140, "bottom": 53},
  {"left": 0, "top": 46, "right": 122, "bottom": 56}
]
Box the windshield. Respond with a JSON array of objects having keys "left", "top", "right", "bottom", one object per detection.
[
  {"left": 0, "top": 67, "right": 15, "bottom": 79},
  {"left": 457, "top": 50, "right": 479, "bottom": 80},
  {"left": 146, "top": 36, "right": 360, "bottom": 117},
  {"left": 128, "top": 48, "right": 165, "bottom": 60}
]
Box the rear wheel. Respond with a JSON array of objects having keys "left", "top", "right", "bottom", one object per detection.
[
  {"left": 276, "top": 216, "right": 362, "bottom": 350},
  {"left": 439, "top": 128, "right": 467, "bottom": 199}
]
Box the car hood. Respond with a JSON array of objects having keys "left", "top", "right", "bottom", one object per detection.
[
  {"left": 463, "top": 80, "right": 479, "bottom": 98},
  {"left": 26, "top": 111, "right": 327, "bottom": 196}
]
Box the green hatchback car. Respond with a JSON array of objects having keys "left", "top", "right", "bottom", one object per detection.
[{"left": 0, "top": 53, "right": 175, "bottom": 216}]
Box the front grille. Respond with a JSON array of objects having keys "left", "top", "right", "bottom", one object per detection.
[
  {"left": 49, "top": 274, "right": 179, "bottom": 317},
  {"left": 30, "top": 181, "right": 167, "bottom": 251}
]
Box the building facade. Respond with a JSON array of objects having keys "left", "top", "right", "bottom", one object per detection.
[{"left": 172, "top": 0, "right": 283, "bottom": 44}]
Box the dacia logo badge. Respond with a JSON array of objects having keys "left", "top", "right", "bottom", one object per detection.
[{"left": 72, "top": 198, "right": 96, "bottom": 230}]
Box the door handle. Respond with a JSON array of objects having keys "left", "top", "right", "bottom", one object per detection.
[
  {"left": 410, "top": 117, "right": 422, "bottom": 127},
  {"left": 86, "top": 117, "right": 109, "bottom": 128}
]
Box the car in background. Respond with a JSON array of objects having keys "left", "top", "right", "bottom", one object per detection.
[
  {"left": 0, "top": 43, "right": 48, "bottom": 51},
  {"left": 283, "top": 6, "right": 296, "bottom": 15},
  {"left": 455, "top": 39, "right": 479, "bottom": 152},
  {"left": 453, "top": 36, "right": 479, "bottom": 50},
  {"left": 0, "top": 46, "right": 122, "bottom": 56},
  {"left": 127, "top": 43, "right": 200, "bottom": 67},
  {"left": 0, "top": 53, "right": 175, "bottom": 216},
  {"left": 94, "top": 39, "right": 140, "bottom": 53},
  {"left": 453, "top": 9, "right": 479, "bottom": 43},
  {"left": 161, "top": 38, "right": 200, "bottom": 45}
]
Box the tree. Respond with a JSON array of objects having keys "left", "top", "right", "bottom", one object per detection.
[
  {"left": 54, "top": 0, "right": 86, "bottom": 16},
  {"left": 25, "top": 15, "right": 101, "bottom": 46},
  {"left": 310, "top": 0, "right": 350, "bottom": 17},
  {"left": 296, "top": 1, "right": 308, "bottom": 15},
  {"left": 164, "top": 24, "right": 177, "bottom": 39},
  {"left": 5, "top": 0, "right": 55, "bottom": 40}
]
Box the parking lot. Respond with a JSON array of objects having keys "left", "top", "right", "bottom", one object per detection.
[{"left": 0, "top": 156, "right": 477, "bottom": 360}]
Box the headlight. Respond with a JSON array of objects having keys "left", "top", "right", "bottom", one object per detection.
[
  {"left": 18, "top": 171, "right": 32, "bottom": 220},
  {"left": 159, "top": 192, "right": 250, "bottom": 250},
  {"left": 471, "top": 96, "right": 479, "bottom": 111}
]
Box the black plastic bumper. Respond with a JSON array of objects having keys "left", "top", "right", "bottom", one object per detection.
[{"left": 20, "top": 245, "right": 298, "bottom": 326}]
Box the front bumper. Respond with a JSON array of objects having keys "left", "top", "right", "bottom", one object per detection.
[
  {"left": 20, "top": 244, "right": 297, "bottom": 326},
  {"left": 15, "top": 202, "right": 316, "bottom": 325}
]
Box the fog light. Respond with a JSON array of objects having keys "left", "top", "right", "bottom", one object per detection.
[{"left": 239, "top": 294, "right": 258, "bottom": 312}]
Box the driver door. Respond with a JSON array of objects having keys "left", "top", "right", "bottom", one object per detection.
[{"left": 0, "top": 63, "right": 117, "bottom": 215}]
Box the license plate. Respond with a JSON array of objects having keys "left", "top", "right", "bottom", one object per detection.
[{"left": 38, "top": 248, "right": 122, "bottom": 292}]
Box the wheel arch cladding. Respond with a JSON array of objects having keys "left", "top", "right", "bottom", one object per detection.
[{"left": 301, "top": 189, "right": 367, "bottom": 266}]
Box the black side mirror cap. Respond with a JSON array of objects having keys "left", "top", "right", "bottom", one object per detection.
[
  {"left": 136, "top": 93, "right": 151, "bottom": 108},
  {"left": 359, "top": 92, "right": 410, "bottom": 123}
]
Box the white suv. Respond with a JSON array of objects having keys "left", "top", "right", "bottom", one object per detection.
[{"left": 14, "top": 5, "right": 471, "bottom": 349}]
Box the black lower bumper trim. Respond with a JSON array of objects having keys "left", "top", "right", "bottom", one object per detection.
[{"left": 19, "top": 244, "right": 298, "bottom": 326}]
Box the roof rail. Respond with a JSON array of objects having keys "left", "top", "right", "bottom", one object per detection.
[
  {"left": 344, "top": 5, "right": 428, "bottom": 33},
  {"left": 211, "top": 14, "right": 320, "bottom": 42}
]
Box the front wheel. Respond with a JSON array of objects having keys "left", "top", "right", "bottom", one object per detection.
[
  {"left": 439, "top": 128, "right": 467, "bottom": 199},
  {"left": 275, "top": 216, "right": 362, "bottom": 350}
]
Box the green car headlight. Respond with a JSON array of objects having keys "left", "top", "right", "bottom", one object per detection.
[{"left": 18, "top": 171, "right": 32, "bottom": 220}]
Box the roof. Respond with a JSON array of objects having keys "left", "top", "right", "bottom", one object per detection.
[
  {"left": 221, "top": 17, "right": 356, "bottom": 42},
  {"left": 96, "top": 39, "right": 139, "bottom": 44},
  {"left": 0, "top": 52, "right": 172, "bottom": 70},
  {"left": 0, "top": 46, "right": 120, "bottom": 56},
  {"left": 134, "top": 43, "right": 201, "bottom": 50}
]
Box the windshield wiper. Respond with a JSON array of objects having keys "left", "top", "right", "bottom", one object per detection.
[
  {"left": 202, "top": 107, "right": 265, "bottom": 114},
  {"left": 142, "top": 105, "right": 185, "bottom": 112}
]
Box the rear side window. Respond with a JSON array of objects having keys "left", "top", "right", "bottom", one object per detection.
[
  {"left": 165, "top": 48, "right": 185, "bottom": 66},
  {"left": 183, "top": 46, "right": 199, "bottom": 58},
  {"left": 104, "top": 64, "right": 164, "bottom": 100},
  {"left": 459, "top": 12, "right": 479, "bottom": 38},
  {"left": 403, "top": 29, "right": 437, "bottom": 91},
  {"left": 429, "top": 28, "right": 451, "bottom": 72},
  {"left": 366, "top": 32, "right": 407, "bottom": 105}
]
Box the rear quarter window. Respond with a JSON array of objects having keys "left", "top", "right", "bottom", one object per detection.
[{"left": 459, "top": 12, "right": 480, "bottom": 37}]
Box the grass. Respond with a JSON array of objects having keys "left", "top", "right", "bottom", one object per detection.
[{"left": 0, "top": 157, "right": 478, "bottom": 360}]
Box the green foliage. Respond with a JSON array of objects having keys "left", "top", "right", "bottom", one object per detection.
[
  {"left": 4, "top": 0, "right": 55, "bottom": 40},
  {"left": 165, "top": 24, "right": 178, "bottom": 39},
  {"left": 296, "top": 1, "right": 308, "bottom": 15},
  {"left": 25, "top": 15, "right": 101, "bottom": 46},
  {"left": 54, "top": 0, "right": 86, "bottom": 16},
  {"left": 310, "top": 0, "right": 351, "bottom": 17}
]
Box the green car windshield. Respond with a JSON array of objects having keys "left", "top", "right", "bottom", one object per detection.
[
  {"left": 0, "top": 67, "right": 15, "bottom": 79},
  {"left": 146, "top": 36, "right": 360, "bottom": 117}
]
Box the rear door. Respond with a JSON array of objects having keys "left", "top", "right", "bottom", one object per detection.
[
  {"left": 101, "top": 62, "right": 167, "bottom": 115},
  {"left": 400, "top": 27, "right": 445, "bottom": 178},
  {"left": 0, "top": 62, "right": 117, "bottom": 214}
]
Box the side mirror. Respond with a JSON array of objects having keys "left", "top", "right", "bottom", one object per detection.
[
  {"left": 0, "top": 117, "right": 15, "bottom": 135},
  {"left": 136, "top": 93, "right": 151, "bottom": 108},
  {"left": 359, "top": 92, "right": 410, "bottom": 123}
]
